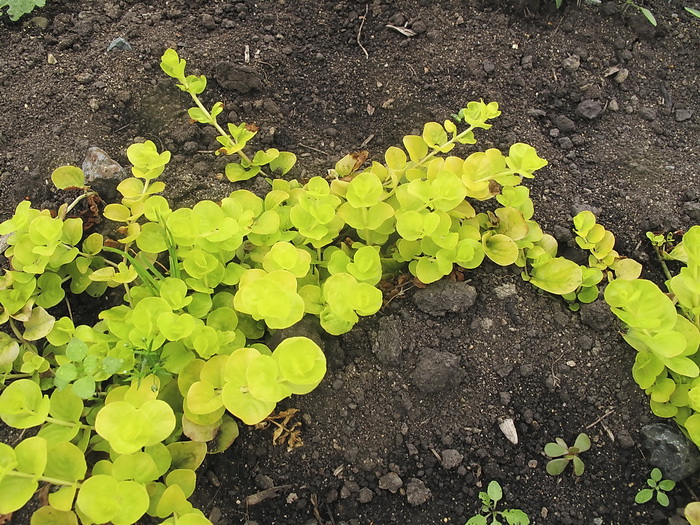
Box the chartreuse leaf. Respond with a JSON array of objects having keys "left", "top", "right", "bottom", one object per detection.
[
  {"left": 30, "top": 507, "right": 79, "bottom": 525},
  {"left": 76, "top": 474, "right": 149, "bottom": 525},
  {"left": 0, "top": 475, "right": 38, "bottom": 514},
  {"left": 273, "top": 337, "right": 326, "bottom": 394},
  {"left": 0, "top": 379, "right": 50, "bottom": 428},
  {"left": 95, "top": 399, "right": 176, "bottom": 455},
  {"left": 482, "top": 231, "right": 519, "bottom": 266},
  {"left": 51, "top": 166, "right": 86, "bottom": 190},
  {"left": 529, "top": 257, "right": 583, "bottom": 295},
  {"left": 0, "top": 332, "right": 20, "bottom": 366},
  {"left": 222, "top": 347, "right": 276, "bottom": 424},
  {"left": 167, "top": 441, "right": 207, "bottom": 471}
]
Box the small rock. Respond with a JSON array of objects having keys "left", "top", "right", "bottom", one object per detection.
[
  {"left": 558, "top": 136, "right": 573, "bottom": 149},
  {"left": 617, "top": 429, "right": 635, "bottom": 449},
  {"left": 483, "top": 60, "right": 495, "bottom": 73},
  {"left": 378, "top": 472, "right": 403, "bottom": 493},
  {"left": 410, "top": 349, "right": 463, "bottom": 394},
  {"left": 614, "top": 68, "right": 629, "bottom": 83},
  {"left": 683, "top": 201, "right": 700, "bottom": 222},
  {"left": 412, "top": 281, "right": 477, "bottom": 317},
  {"left": 254, "top": 474, "right": 274, "bottom": 490},
  {"left": 562, "top": 55, "right": 580, "bottom": 72},
  {"left": 201, "top": 13, "right": 216, "bottom": 30},
  {"left": 571, "top": 134, "right": 586, "bottom": 147},
  {"left": 638, "top": 107, "right": 657, "bottom": 121},
  {"left": 576, "top": 99, "right": 603, "bottom": 120},
  {"left": 82, "top": 147, "right": 127, "bottom": 202},
  {"left": 552, "top": 114, "right": 576, "bottom": 133},
  {"left": 405, "top": 478, "right": 431, "bottom": 506},
  {"left": 357, "top": 487, "right": 374, "bottom": 503},
  {"left": 441, "top": 449, "right": 463, "bottom": 469},
  {"left": 214, "top": 62, "right": 262, "bottom": 94},
  {"left": 263, "top": 98, "right": 281, "bottom": 115},
  {"left": 29, "top": 16, "right": 49, "bottom": 29},
  {"left": 374, "top": 315, "right": 403, "bottom": 365},
  {"left": 675, "top": 109, "right": 693, "bottom": 122},
  {"left": 411, "top": 20, "right": 427, "bottom": 34},
  {"left": 640, "top": 423, "right": 700, "bottom": 481},
  {"left": 609, "top": 99, "right": 620, "bottom": 111}
]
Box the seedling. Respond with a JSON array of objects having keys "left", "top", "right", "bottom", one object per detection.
[
  {"left": 465, "top": 481, "right": 530, "bottom": 525},
  {"left": 635, "top": 468, "right": 675, "bottom": 507},
  {"left": 544, "top": 433, "right": 590, "bottom": 476}
]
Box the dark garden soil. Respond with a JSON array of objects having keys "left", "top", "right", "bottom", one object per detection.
[{"left": 1, "top": 0, "right": 700, "bottom": 524}]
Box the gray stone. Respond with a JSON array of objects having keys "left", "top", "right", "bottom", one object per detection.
[
  {"left": 552, "top": 114, "right": 576, "bottom": 133},
  {"left": 374, "top": 315, "right": 403, "bottom": 365},
  {"left": 82, "top": 146, "right": 126, "bottom": 183},
  {"left": 214, "top": 62, "right": 262, "bottom": 94},
  {"left": 558, "top": 136, "right": 573, "bottom": 149},
  {"left": 639, "top": 107, "right": 657, "bottom": 121},
  {"left": 412, "top": 281, "right": 477, "bottom": 317},
  {"left": 82, "top": 147, "right": 127, "bottom": 202},
  {"left": 562, "top": 55, "right": 580, "bottom": 72},
  {"left": 357, "top": 487, "right": 374, "bottom": 503},
  {"left": 576, "top": 99, "right": 603, "bottom": 120},
  {"left": 378, "top": 472, "right": 403, "bottom": 493},
  {"left": 616, "top": 429, "right": 635, "bottom": 449},
  {"left": 640, "top": 423, "right": 700, "bottom": 481},
  {"left": 405, "top": 478, "right": 431, "bottom": 506},
  {"left": 411, "top": 20, "right": 427, "bottom": 34},
  {"left": 683, "top": 201, "right": 700, "bottom": 222},
  {"left": 441, "top": 449, "right": 463, "bottom": 469},
  {"left": 675, "top": 109, "right": 693, "bottom": 122},
  {"left": 410, "top": 349, "right": 464, "bottom": 394}
]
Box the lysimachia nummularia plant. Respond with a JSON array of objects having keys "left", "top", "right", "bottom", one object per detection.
[
  {"left": 605, "top": 225, "right": 700, "bottom": 446},
  {"left": 0, "top": 48, "right": 647, "bottom": 523}
]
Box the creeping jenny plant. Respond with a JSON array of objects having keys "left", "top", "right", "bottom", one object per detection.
[
  {"left": 0, "top": 49, "right": 649, "bottom": 523},
  {"left": 604, "top": 226, "right": 700, "bottom": 447}
]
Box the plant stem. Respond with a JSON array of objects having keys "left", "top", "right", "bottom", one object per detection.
[
  {"left": 7, "top": 469, "right": 82, "bottom": 487},
  {"left": 650, "top": 243, "right": 673, "bottom": 284},
  {"left": 44, "top": 416, "right": 94, "bottom": 430},
  {"left": 189, "top": 92, "right": 252, "bottom": 164}
]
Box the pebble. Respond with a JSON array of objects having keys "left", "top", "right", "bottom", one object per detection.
[
  {"left": 410, "top": 349, "right": 463, "bottom": 394},
  {"left": 441, "top": 449, "right": 463, "bottom": 469},
  {"left": 683, "top": 201, "right": 700, "bottom": 222},
  {"left": 405, "top": 478, "right": 431, "bottom": 506},
  {"left": 640, "top": 423, "right": 700, "bottom": 481},
  {"left": 614, "top": 68, "right": 629, "bottom": 83},
  {"left": 412, "top": 281, "right": 477, "bottom": 317},
  {"left": 201, "top": 13, "right": 216, "bottom": 30},
  {"left": 576, "top": 99, "right": 603, "bottom": 120},
  {"left": 411, "top": 20, "right": 427, "bottom": 34},
  {"left": 378, "top": 472, "right": 403, "bottom": 493},
  {"left": 675, "top": 109, "right": 693, "bottom": 122},
  {"left": 558, "top": 137, "right": 574, "bottom": 149},
  {"left": 562, "top": 55, "right": 580, "bottom": 72},
  {"left": 357, "top": 487, "right": 374, "bottom": 503},
  {"left": 552, "top": 115, "right": 576, "bottom": 133},
  {"left": 638, "top": 107, "right": 657, "bottom": 121}
]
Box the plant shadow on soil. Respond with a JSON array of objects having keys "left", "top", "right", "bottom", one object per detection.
[{"left": 1, "top": 0, "right": 699, "bottom": 523}]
